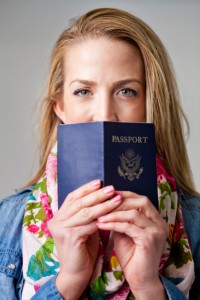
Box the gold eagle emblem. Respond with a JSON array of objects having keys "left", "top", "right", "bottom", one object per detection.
[{"left": 118, "top": 149, "right": 143, "bottom": 181}]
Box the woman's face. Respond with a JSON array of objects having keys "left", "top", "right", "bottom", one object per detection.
[{"left": 54, "top": 38, "right": 146, "bottom": 123}]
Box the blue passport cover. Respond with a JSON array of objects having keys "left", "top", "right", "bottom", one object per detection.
[{"left": 58, "top": 122, "right": 158, "bottom": 208}]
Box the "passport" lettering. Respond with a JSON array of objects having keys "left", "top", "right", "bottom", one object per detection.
[{"left": 112, "top": 136, "right": 148, "bottom": 143}]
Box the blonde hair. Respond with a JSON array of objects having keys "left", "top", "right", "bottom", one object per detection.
[{"left": 27, "top": 7, "right": 197, "bottom": 195}]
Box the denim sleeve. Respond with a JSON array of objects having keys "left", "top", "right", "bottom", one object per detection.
[
  {"left": 181, "top": 194, "right": 200, "bottom": 300},
  {"left": 32, "top": 276, "right": 187, "bottom": 300},
  {"left": 0, "top": 190, "right": 29, "bottom": 300},
  {"left": 31, "top": 276, "right": 62, "bottom": 300},
  {"left": 161, "top": 276, "right": 187, "bottom": 300},
  {"left": 31, "top": 275, "right": 189, "bottom": 300},
  {"left": 0, "top": 270, "right": 23, "bottom": 300}
]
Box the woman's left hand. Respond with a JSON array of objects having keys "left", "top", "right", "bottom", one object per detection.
[{"left": 96, "top": 191, "right": 168, "bottom": 299}]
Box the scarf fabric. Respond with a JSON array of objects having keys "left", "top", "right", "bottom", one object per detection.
[{"left": 22, "top": 144, "right": 194, "bottom": 299}]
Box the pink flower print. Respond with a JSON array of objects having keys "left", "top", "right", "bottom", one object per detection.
[
  {"left": 177, "top": 206, "right": 186, "bottom": 231},
  {"left": 34, "top": 285, "right": 40, "bottom": 292},
  {"left": 27, "top": 224, "right": 39, "bottom": 234},
  {"left": 157, "top": 174, "right": 165, "bottom": 184},
  {"left": 40, "top": 193, "right": 49, "bottom": 206},
  {"left": 46, "top": 153, "right": 58, "bottom": 212},
  {"left": 156, "top": 156, "right": 177, "bottom": 191},
  {"left": 40, "top": 193, "right": 53, "bottom": 220},
  {"left": 46, "top": 154, "right": 57, "bottom": 188},
  {"left": 41, "top": 221, "right": 51, "bottom": 237},
  {"left": 46, "top": 209, "right": 53, "bottom": 220}
]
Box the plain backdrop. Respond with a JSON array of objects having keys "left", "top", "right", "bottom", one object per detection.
[{"left": 0, "top": 0, "right": 200, "bottom": 199}]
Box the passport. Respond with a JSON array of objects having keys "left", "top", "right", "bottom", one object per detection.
[{"left": 58, "top": 122, "right": 158, "bottom": 208}]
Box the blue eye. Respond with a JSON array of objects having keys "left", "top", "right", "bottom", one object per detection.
[
  {"left": 118, "top": 88, "right": 137, "bottom": 97},
  {"left": 74, "top": 89, "right": 90, "bottom": 96}
]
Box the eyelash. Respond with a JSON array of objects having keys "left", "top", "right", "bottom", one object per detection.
[
  {"left": 73, "top": 87, "right": 137, "bottom": 97},
  {"left": 73, "top": 89, "right": 90, "bottom": 96},
  {"left": 117, "top": 88, "right": 137, "bottom": 97}
]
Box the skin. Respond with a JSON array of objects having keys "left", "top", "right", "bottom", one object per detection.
[{"left": 49, "top": 38, "right": 168, "bottom": 300}]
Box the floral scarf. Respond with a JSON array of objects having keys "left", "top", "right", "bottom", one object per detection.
[{"left": 22, "top": 144, "right": 194, "bottom": 299}]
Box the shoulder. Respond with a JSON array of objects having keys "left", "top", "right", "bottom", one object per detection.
[
  {"left": 180, "top": 192, "right": 200, "bottom": 211},
  {"left": 0, "top": 186, "right": 34, "bottom": 285},
  {"left": 0, "top": 186, "right": 34, "bottom": 246},
  {"left": 180, "top": 191, "right": 200, "bottom": 299},
  {"left": 180, "top": 191, "right": 200, "bottom": 243},
  {"left": 180, "top": 191, "right": 200, "bottom": 255},
  {"left": 0, "top": 186, "right": 34, "bottom": 222},
  {"left": 0, "top": 185, "right": 34, "bottom": 205},
  {"left": 180, "top": 191, "right": 200, "bottom": 241}
]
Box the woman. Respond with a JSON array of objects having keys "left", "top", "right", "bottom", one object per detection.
[{"left": 0, "top": 7, "right": 199, "bottom": 300}]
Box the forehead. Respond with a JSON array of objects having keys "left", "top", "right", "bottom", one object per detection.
[{"left": 63, "top": 38, "right": 145, "bottom": 81}]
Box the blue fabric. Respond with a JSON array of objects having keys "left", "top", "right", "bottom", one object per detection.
[
  {"left": 0, "top": 186, "right": 200, "bottom": 299},
  {"left": 161, "top": 276, "right": 187, "bottom": 299},
  {"left": 180, "top": 191, "right": 200, "bottom": 300}
]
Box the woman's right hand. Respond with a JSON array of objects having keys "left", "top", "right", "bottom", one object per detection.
[{"left": 47, "top": 179, "right": 122, "bottom": 300}]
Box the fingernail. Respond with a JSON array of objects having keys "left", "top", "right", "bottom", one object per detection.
[
  {"left": 115, "top": 191, "right": 123, "bottom": 195},
  {"left": 103, "top": 185, "right": 114, "bottom": 194},
  {"left": 96, "top": 222, "right": 104, "bottom": 227},
  {"left": 111, "top": 194, "right": 121, "bottom": 203},
  {"left": 98, "top": 215, "right": 105, "bottom": 221},
  {"left": 91, "top": 179, "right": 101, "bottom": 187}
]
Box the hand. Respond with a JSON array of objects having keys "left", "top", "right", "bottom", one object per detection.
[
  {"left": 47, "top": 180, "right": 122, "bottom": 299},
  {"left": 96, "top": 191, "right": 168, "bottom": 300}
]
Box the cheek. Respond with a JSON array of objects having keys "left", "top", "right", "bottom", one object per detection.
[
  {"left": 138, "top": 103, "right": 146, "bottom": 122},
  {"left": 119, "top": 101, "right": 146, "bottom": 123},
  {"left": 135, "top": 98, "right": 146, "bottom": 122},
  {"left": 64, "top": 101, "right": 91, "bottom": 123}
]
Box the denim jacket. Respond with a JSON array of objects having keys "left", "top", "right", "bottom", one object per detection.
[{"left": 0, "top": 186, "right": 199, "bottom": 300}]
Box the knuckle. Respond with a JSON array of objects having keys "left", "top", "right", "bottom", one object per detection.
[
  {"left": 140, "top": 239, "right": 150, "bottom": 250},
  {"left": 141, "top": 196, "right": 149, "bottom": 206},
  {"left": 63, "top": 228, "right": 76, "bottom": 240},
  {"left": 131, "top": 209, "right": 139, "bottom": 218},
  {"left": 123, "top": 222, "right": 130, "bottom": 232},
  {"left": 145, "top": 233, "right": 156, "bottom": 246},
  {"left": 82, "top": 194, "right": 92, "bottom": 207},
  {"left": 67, "top": 192, "right": 74, "bottom": 203},
  {"left": 149, "top": 226, "right": 167, "bottom": 243},
  {"left": 74, "top": 199, "right": 82, "bottom": 210},
  {"left": 110, "top": 213, "right": 119, "bottom": 222},
  {"left": 129, "top": 210, "right": 139, "bottom": 222},
  {"left": 155, "top": 229, "right": 164, "bottom": 239},
  {"left": 80, "top": 207, "right": 92, "bottom": 219}
]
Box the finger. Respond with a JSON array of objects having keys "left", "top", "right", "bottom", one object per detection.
[
  {"left": 61, "top": 194, "right": 122, "bottom": 227},
  {"left": 59, "top": 185, "right": 117, "bottom": 219},
  {"left": 115, "top": 191, "right": 160, "bottom": 222},
  {"left": 96, "top": 221, "right": 144, "bottom": 239},
  {"left": 48, "top": 217, "right": 99, "bottom": 240},
  {"left": 70, "top": 185, "right": 117, "bottom": 212},
  {"left": 97, "top": 209, "right": 154, "bottom": 228},
  {"left": 96, "top": 221, "right": 167, "bottom": 245},
  {"left": 67, "top": 222, "right": 100, "bottom": 239},
  {"left": 58, "top": 179, "right": 101, "bottom": 213}
]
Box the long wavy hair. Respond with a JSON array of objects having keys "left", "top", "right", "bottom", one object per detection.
[{"left": 26, "top": 7, "right": 197, "bottom": 195}]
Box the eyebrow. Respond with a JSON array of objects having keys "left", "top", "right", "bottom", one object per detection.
[
  {"left": 113, "top": 79, "right": 142, "bottom": 87},
  {"left": 69, "top": 80, "right": 96, "bottom": 87},
  {"left": 69, "top": 78, "right": 143, "bottom": 87}
]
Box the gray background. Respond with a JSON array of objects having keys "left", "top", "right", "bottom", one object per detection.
[{"left": 0, "top": 0, "right": 199, "bottom": 199}]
